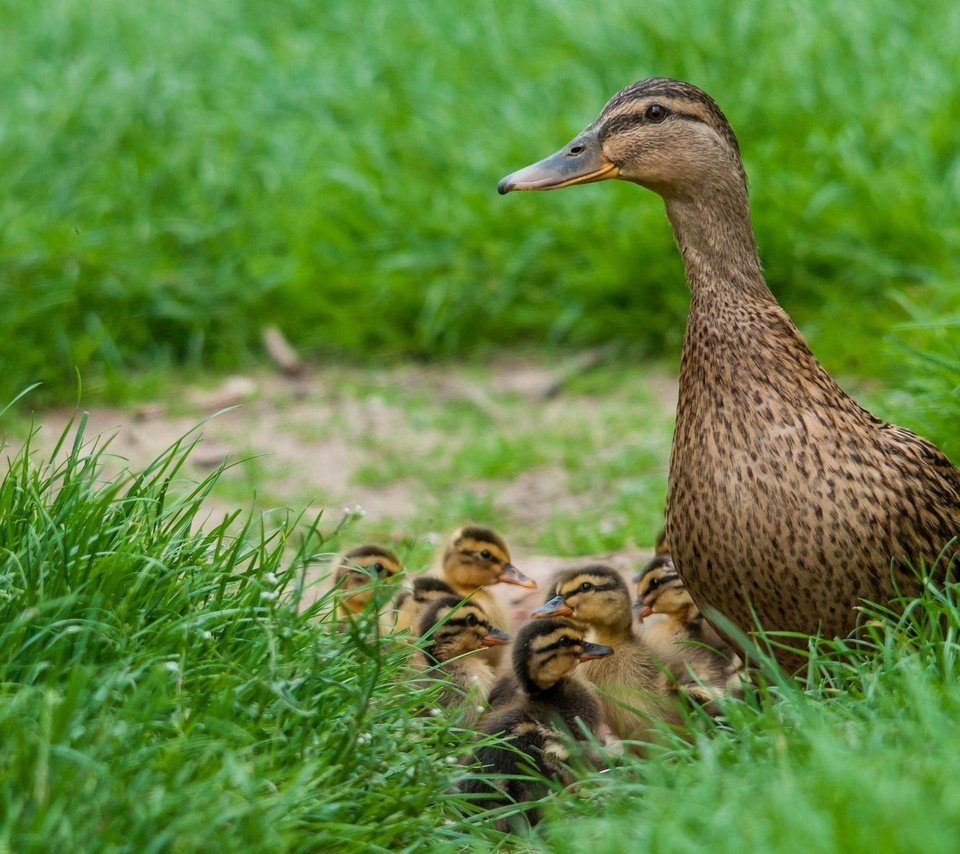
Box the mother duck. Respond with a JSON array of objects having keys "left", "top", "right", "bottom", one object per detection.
[{"left": 498, "top": 78, "right": 960, "bottom": 667}]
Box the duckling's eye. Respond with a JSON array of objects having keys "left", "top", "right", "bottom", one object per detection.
[
  {"left": 649, "top": 577, "right": 662, "bottom": 590},
  {"left": 644, "top": 104, "right": 668, "bottom": 123},
  {"left": 479, "top": 549, "right": 492, "bottom": 560},
  {"left": 558, "top": 635, "right": 572, "bottom": 647},
  {"left": 465, "top": 613, "right": 478, "bottom": 627},
  {"left": 370, "top": 562, "right": 384, "bottom": 576},
  {"left": 580, "top": 582, "right": 594, "bottom": 592}
]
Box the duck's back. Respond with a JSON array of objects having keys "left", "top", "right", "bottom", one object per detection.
[{"left": 668, "top": 289, "right": 960, "bottom": 658}]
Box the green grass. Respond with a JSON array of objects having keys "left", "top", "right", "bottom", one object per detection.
[
  {"left": 0, "top": 418, "right": 497, "bottom": 851},
  {"left": 3, "top": 411, "right": 960, "bottom": 851},
  {"left": 2, "top": 0, "right": 959, "bottom": 404}
]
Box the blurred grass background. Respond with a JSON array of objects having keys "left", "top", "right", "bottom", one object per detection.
[{"left": 2, "top": 0, "right": 958, "bottom": 451}]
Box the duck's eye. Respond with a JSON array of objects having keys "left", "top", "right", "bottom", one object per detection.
[
  {"left": 568, "top": 143, "right": 585, "bottom": 156},
  {"left": 465, "top": 613, "right": 478, "bottom": 626},
  {"left": 558, "top": 635, "right": 572, "bottom": 647},
  {"left": 644, "top": 104, "right": 668, "bottom": 123},
  {"left": 649, "top": 577, "right": 662, "bottom": 590},
  {"left": 580, "top": 582, "right": 594, "bottom": 592},
  {"left": 479, "top": 549, "right": 492, "bottom": 560},
  {"left": 370, "top": 562, "right": 384, "bottom": 576}
]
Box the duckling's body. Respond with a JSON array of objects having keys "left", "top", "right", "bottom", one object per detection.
[
  {"left": 532, "top": 564, "right": 681, "bottom": 745},
  {"left": 434, "top": 526, "right": 535, "bottom": 667},
  {"left": 499, "top": 78, "right": 960, "bottom": 668},
  {"left": 416, "top": 596, "right": 510, "bottom": 723},
  {"left": 334, "top": 544, "right": 404, "bottom": 618},
  {"left": 636, "top": 554, "right": 742, "bottom": 701},
  {"left": 461, "top": 617, "right": 610, "bottom": 828}
]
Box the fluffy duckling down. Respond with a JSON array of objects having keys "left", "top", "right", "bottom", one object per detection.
[
  {"left": 434, "top": 525, "right": 536, "bottom": 667},
  {"left": 415, "top": 596, "right": 510, "bottom": 724},
  {"left": 531, "top": 563, "right": 684, "bottom": 746},
  {"left": 333, "top": 544, "right": 404, "bottom": 618},
  {"left": 460, "top": 617, "right": 611, "bottom": 829},
  {"left": 635, "top": 554, "right": 744, "bottom": 703}
]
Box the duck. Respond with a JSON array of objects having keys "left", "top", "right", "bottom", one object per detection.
[
  {"left": 415, "top": 595, "right": 510, "bottom": 723},
  {"left": 634, "top": 553, "right": 743, "bottom": 702},
  {"left": 434, "top": 525, "right": 536, "bottom": 667},
  {"left": 499, "top": 77, "right": 960, "bottom": 669},
  {"left": 333, "top": 544, "right": 404, "bottom": 617},
  {"left": 392, "top": 575, "right": 458, "bottom": 636},
  {"left": 530, "top": 564, "right": 682, "bottom": 745},
  {"left": 460, "top": 616, "right": 611, "bottom": 829}
]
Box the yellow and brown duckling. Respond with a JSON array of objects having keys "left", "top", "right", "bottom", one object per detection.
[
  {"left": 531, "top": 564, "right": 682, "bottom": 745},
  {"left": 416, "top": 596, "right": 510, "bottom": 723},
  {"left": 393, "top": 576, "right": 458, "bottom": 636},
  {"left": 461, "top": 617, "right": 611, "bottom": 828},
  {"left": 499, "top": 77, "right": 960, "bottom": 669},
  {"left": 635, "top": 554, "right": 743, "bottom": 702},
  {"left": 436, "top": 525, "right": 536, "bottom": 666},
  {"left": 334, "top": 544, "right": 404, "bottom": 617}
]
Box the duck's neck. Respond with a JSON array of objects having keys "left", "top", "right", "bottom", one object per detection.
[{"left": 664, "top": 181, "right": 769, "bottom": 302}]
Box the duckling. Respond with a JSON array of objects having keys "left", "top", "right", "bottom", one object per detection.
[
  {"left": 531, "top": 564, "right": 682, "bottom": 745},
  {"left": 392, "top": 576, "right": 458, "bottom": 636},
  {"left": 635, "top": 554, "right": 743, "bottom": 702},
  {"left": 435, "top": 525, "right": 536, "bottom": 667},
  {"left": 415, "top": 596, "right": 510, "bottom": 723},
  {"left": 499, "top": 77, "right": 960, "bottom": 669},
  {"left": 333, "top": 544, "right": 404, "bottom": 617},
  {"left": 461, "top": 617, "right": 611, "bottom": 828}
]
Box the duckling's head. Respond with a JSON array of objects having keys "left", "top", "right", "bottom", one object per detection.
[
  {"left": 531, "top": 564, "right": 633, "bottom": 634},
  {"left": 419, "top": 596, "right": 511, "bottom": 664},
  {"left": 441, "top": 525, "right": 536, "bottom": 592},
  {"left": 335, "top": 544, "right": 404, "bottom": 613},
  {"left": 498, "top": 77, "right": 744, "bottom": 202},
  {"left": 633, "top": 554, "right": 688, "bottom": 621},
  {"left": 395, "top": 575, "right": 457, "bottom": 619},
  {"left": 513, "top": 617, "right": 613, "bottom": 694}
]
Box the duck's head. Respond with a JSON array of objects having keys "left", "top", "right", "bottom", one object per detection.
[
  {"left": 498, "top": 77, "right": 744, "bottom": 202},
  {"left": 633, "top": 554, "right": 689, "bottom": 621},
  {"left": 531, "top": 564, "right": 632, "bottom": 635},
  {"left": 513, "top": 616, "right": 613, "bottom": 694},
  {"left": 335, "top": 544, "right": 404, "bottom": 613},
  {"left": 419, "top": 596, "right": 510, "bottom": 664},
  {"left": 441, "top": 525, "right": 536, "bottom": 592}
]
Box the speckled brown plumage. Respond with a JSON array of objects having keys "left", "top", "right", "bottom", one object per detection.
[{"left": 499, "top": 78, "right": 960, "bottom": 669}]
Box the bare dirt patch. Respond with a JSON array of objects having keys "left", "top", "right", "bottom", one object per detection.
[{"left": 10, "top": 355, "right": 678, "bottom": 581}]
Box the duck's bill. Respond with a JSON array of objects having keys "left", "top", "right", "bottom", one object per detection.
[
  {"left": 481, "top": 626, "right": 511, "bottom": 647},
  {"left": 498, "top": 129, "right": 619, "bottom": 194},
  {"left": 635, "top": 603, "right": 654, "bottom": 620},
  {"left": 530, "top": 594, "right": 573, "bottom": 619},
  {"left": 580, "top": 641, "right": 614, "bottom": 661},
  {"left": 499, "top": 563, "right": 537, "bottom": 589}
]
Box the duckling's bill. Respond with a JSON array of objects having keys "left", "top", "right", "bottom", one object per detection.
[
  {"left": 499, "top": 563, "right": 537, "bottom": 588},
  {"left": 530, "top": 594, "right": 574, "bottom": 618},
  {"left": 481, "top": 626, "right": 511, "bottom": 648},
  {"left": 580, "top": 641, "right": 614, "bottom": 661},
  {"left": 498, "top": 129, "right": 620, "bottom": 194}
]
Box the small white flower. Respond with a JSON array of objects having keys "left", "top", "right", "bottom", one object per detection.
[
  {"left": 164, "top": 661, "right": 180, "bottom": 674},
  {"left": 263, "top": 572, "right": 278, "bottom": 586},
  {"left": 201, "top": 630, "right": 213, "bottom": 641},
  {"left": 342, "top": 503, "right": 367, "bottom": 518},
  {"left": 445, "top": 755, "right": 457, "bottom": 765},
  {"left": 476, "top": 705, "right": 485, "bottom": 714},
  {"left": 260, "top": 590, "right": 278, "bottom": 603},
  {"left": 429, "top": 707, "right": 443, "bottom": 717}
]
